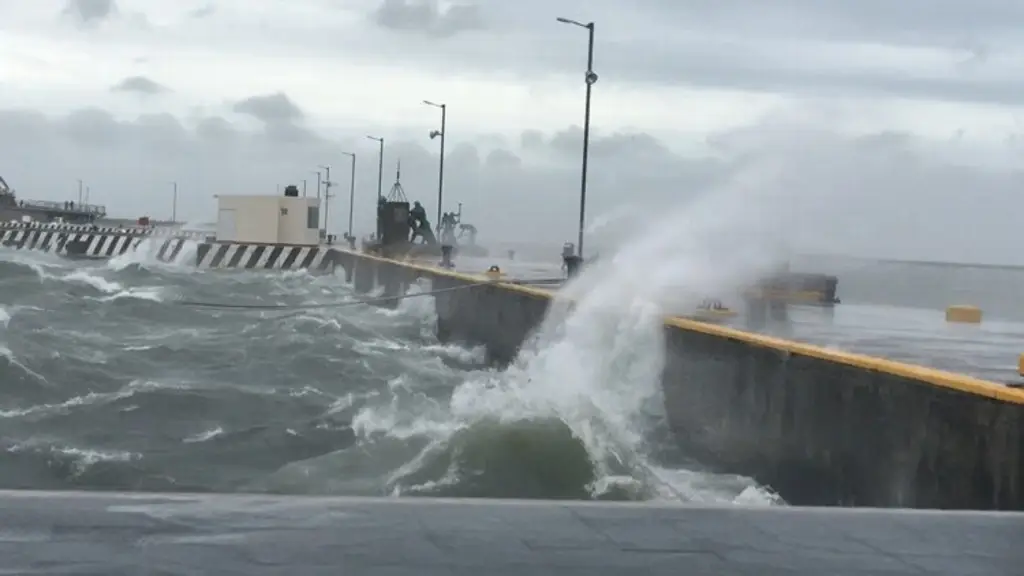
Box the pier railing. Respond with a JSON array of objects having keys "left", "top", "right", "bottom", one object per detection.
[{"left": 17, "top": 199, "right": 107, "bottom": 217}]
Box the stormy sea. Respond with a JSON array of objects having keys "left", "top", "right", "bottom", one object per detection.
[{"left": 0, "top": 244, "right": 779, "bottom": 505}]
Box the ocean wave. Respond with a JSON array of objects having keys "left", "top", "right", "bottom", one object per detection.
[{"left": 0, "top": 245, "right": 778, "bottom": 505}]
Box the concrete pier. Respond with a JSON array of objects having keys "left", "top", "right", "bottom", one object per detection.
[
  {"left": 2, "top": 491, "right": 1018, "bottom": 575},
  {"left": 336, "top": 250, "right": 1024, "bottom": 511}
]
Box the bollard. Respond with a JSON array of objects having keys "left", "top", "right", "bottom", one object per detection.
[
  {"left": 946, "top": 305, "right": 982, "bottom": 324},
  {"left": 440, "top": 244, "right": 454, "bottom": 268},
  {"left": 563, "top": 254, "right": 583, "bottom": 278}
]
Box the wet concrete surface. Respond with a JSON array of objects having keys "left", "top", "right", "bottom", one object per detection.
[{"left": 1, "top": 491, "right": 1019, "bottom": 575}]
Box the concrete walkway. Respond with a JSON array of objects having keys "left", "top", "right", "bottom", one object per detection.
[{"left": 1, "top": 491, "right": 1018, "bottom": 574}]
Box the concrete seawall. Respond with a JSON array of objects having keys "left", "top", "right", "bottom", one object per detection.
[
  {"left": 0, "top": 222, "right": 205, "bottom": 259},
  {"left": 0, "top": 223, "right": 336, "bottom": 272},
  {"left": 330, "top": 249, "right": 1024, "bottom": 511},
  {"left": 0, "top": 225, "right": 144, "bottom": 257},
  {"left": 155, "top": 238, "right": 338, "bottom": 271}
]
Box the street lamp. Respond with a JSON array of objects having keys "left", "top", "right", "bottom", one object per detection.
[
  {"left": 556, "top": 16, "right": 597, "bottom": 259},
  {"left": 366, "top": 135, "right": 385, "bottom": 238},
  {"left": 423, "top": 100, "right": 446, "bottom": 230},
  {"left": 170, "top": 181, "right": 178, "bottom": 223},
  {"left": 365, "top": 136, "right": 384, "bottom": 202},
  {"left": 318, "top": 164, "right": 332, "bottom": 234},
  {"left": 341, "top": 151, "right": 356, "bottom": 240}
]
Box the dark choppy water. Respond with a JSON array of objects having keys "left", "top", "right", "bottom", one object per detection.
[{"left": 0, "top": 246, "right": 775, "bottom": 504}]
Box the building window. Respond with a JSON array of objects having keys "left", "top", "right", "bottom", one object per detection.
[
  {"left": 280, "top": 207, "right": 288, "bottom": 216},
  {"left": 307, "top": 206, "right": 319, "bottom": 229}
]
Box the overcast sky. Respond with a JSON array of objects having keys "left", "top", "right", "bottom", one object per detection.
[{"left": 2, "top": 0, "right": 1024, "bottom": 262}]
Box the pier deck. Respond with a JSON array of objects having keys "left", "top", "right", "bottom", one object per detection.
[
  {"left": 442, "top": 257, "right": 1024, "bottom": 384},
  {"left": 3, "top": 491, "right": 1017, "bottom": 574}
]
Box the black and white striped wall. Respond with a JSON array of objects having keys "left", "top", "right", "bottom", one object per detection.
[
  {"left": 1, "top": 221, "right": 336, "bottom": 271},
  {"left": 0, "top": 222, "right": 208, "bottom": 259},
  {"left": 0, "top": 221, "right": 208, "bottom": 239},
  {"left": 0, "top": 227, "right": 143, "bottom": 258},
  {"left": 156, "top": 238, "right": 337, "bottom": 271}
]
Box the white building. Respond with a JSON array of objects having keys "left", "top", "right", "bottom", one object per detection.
[{"left": 215, "top": 194, "right": 321, "bottom": 245}]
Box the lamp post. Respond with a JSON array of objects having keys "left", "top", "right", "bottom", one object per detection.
[
  {"left": 422, "top": 100, "right": 446, "bottom": 230},
  {"left": 318, "top": 164, "right": 332, "bottom": 236},
  {"left": 170, "top": 181, "right": 178, "bottom": 223},
  {"left": 366, "top": 135, "right": 385, "bottom": 238},
  {"left": 556, "top": 16, "right": 597, "bottom": 259},
  {"left": 365, "top": 136, "right": 384, "bottom": 202},
  {"left": 341, "top": 152, "right": 356, "bottom": 239}
]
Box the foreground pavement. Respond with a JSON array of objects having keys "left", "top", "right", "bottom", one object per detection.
[{"left": 0, "top": 491, "right": 1018, "bottom": 575}]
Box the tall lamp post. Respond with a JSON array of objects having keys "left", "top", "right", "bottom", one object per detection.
[
  {"left": 422, "top": 100, "right": 446, "bottom": 230},
  {"left": 365, "top": 136, "right": 384, "bottom": 202},
  {"left": 556, "top": 16, "right": 597, "bottom": 259},
  {"left": 366, "top": 135, "right": 385, "bottom": 237},
  {"left": 341, "top": 151, "right": 356, "bottom": 240},
  {"left": 318, "top": 164, "right": 332, "bottom": 236},
  {"left": 170, "top": 181, "right": 178, "bottom": 223}
]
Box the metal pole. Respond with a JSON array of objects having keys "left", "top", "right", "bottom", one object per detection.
[
  {"left": 77, "top": 179, "right": 82, "bottom": 204},
  {"left": 423, "top": 101, "right": 446, "bottom": 229},
  {"left": 367, "top": 136, "right": 385, "bottom": 239},
  {"left": 315, "top": 171, "right": 321, "bottom": 201},
  {"left": 172, "top": 181, "right": 178, "bottom": 223},
  {"left": 556, "top": 17, "right": 597, "bottom": 259},
  {"left": 302, "top": 179, "right": 307, "bottom": 197},
  {"left": 344, "top": 153, "right": 356, "bottom": 238},
  {"left": 85, "top": 186, "right": 90, "bottom": 203},
  {"left": 377, "top": 139, "right": 383, "bottom": 201},
  {"left": 321, "top": 165, "right": 331, "bottom": 237},
  {"left": 437, "top": 104, "right": 446, "bottom": 230},
  {"left": 366, "top": 136, "right": 384, "bottom": 201},
  {"left": 579, "top": 24, "right": 594, "bottom": 258}
]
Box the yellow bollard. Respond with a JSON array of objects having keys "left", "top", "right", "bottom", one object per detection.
[
  {"left": 1018, "top": 353, "right": 1024, "bottom": 377},
  {"left": 945, "top": 305, "right": 982, "bottom": 324}
]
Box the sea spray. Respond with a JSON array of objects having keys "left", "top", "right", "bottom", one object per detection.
[
  {"left": 366, "top": 169, "right": 816, "bottom": 502},
  {"left": 107, "top": 237, "right": 201, "bottom": 271},
  {"left": 350, "top": 131, "right": 876, "bottom": 501}
]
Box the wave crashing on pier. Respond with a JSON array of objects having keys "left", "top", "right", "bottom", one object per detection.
[{"left": 1, "top": 190, "right": 788, "bottom": 504}]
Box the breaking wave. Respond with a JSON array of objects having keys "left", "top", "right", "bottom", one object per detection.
[{"left": 0, "top": 240, "right": 781, "bottom": 505}]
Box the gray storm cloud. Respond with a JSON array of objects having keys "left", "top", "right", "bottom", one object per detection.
[{"left": 1, "top": 98, "right": 1022, "bottom": 263}]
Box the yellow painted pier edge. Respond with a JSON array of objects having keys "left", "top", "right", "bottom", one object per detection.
[{"left": 340, "top": 249, "right": 1023, "bottom": 509}]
